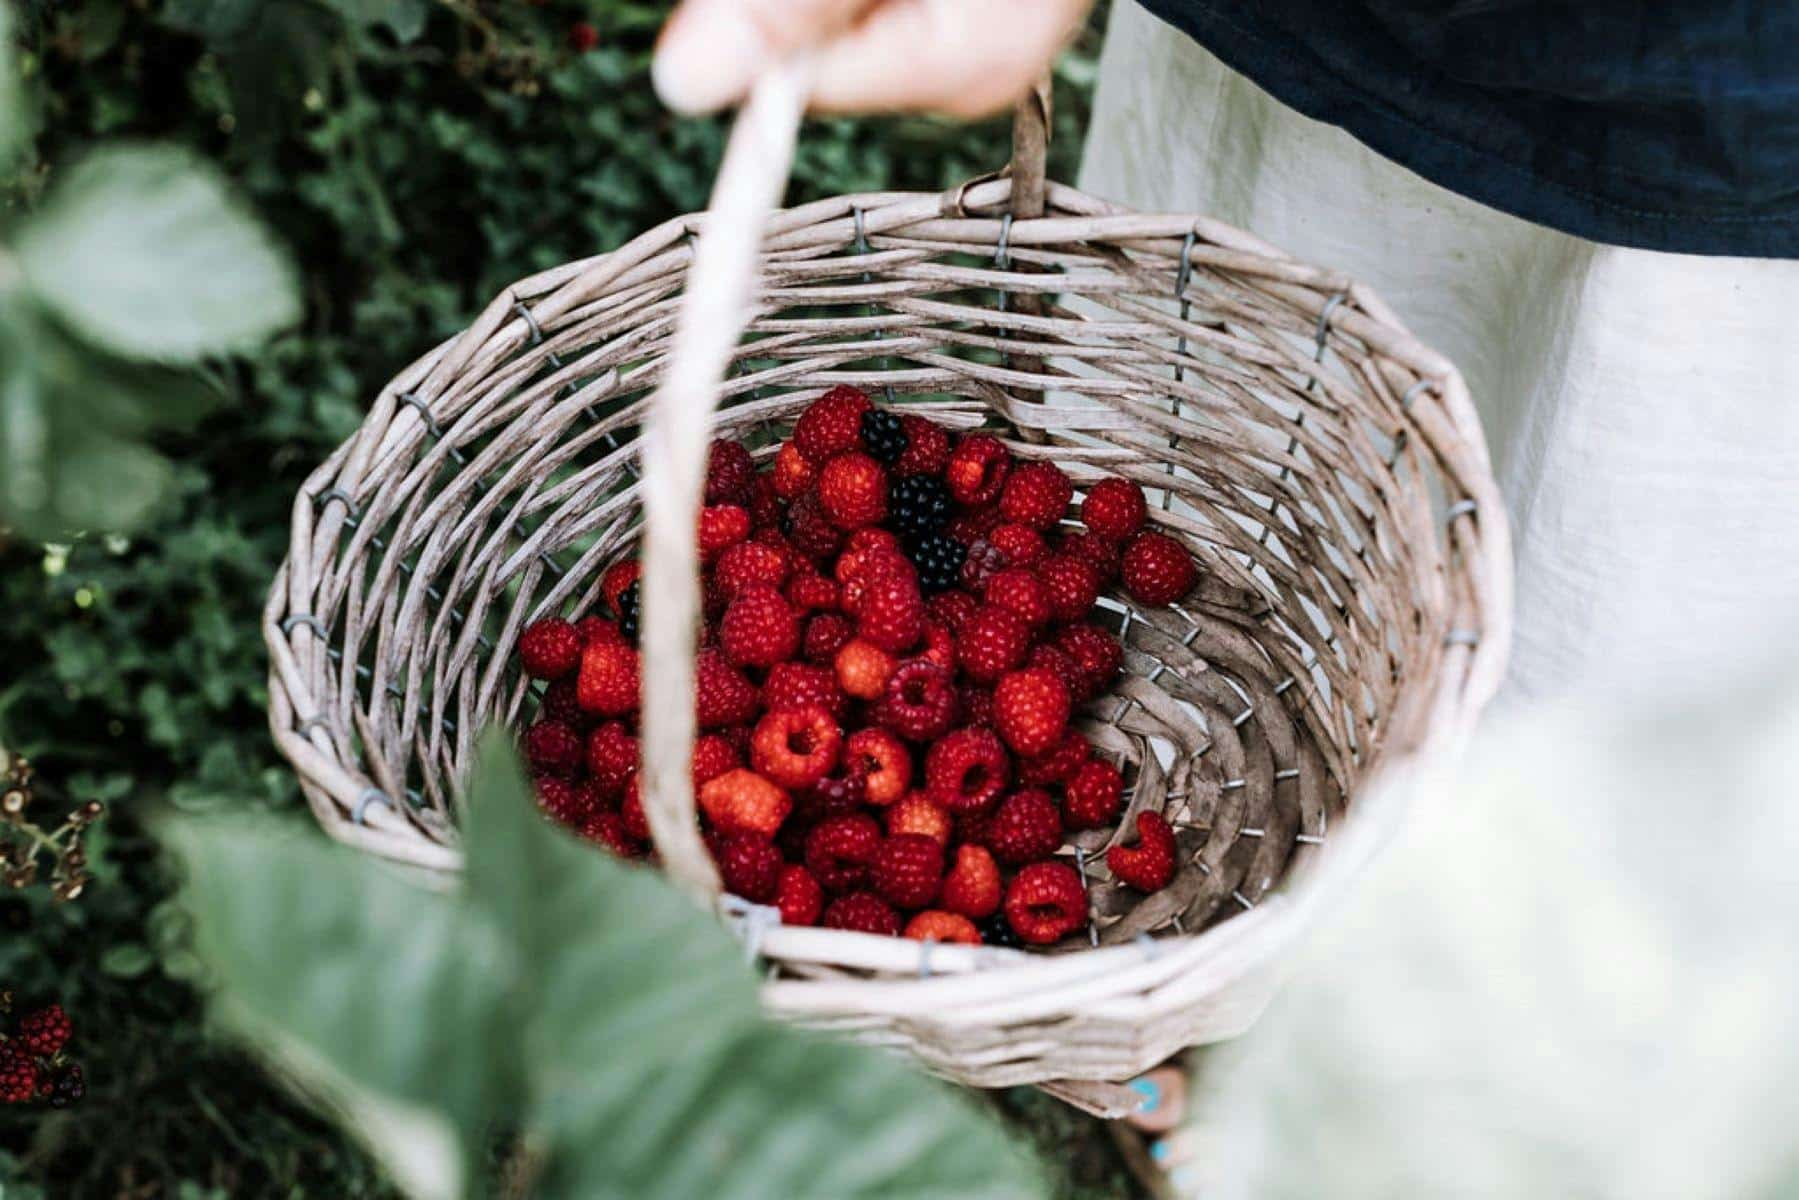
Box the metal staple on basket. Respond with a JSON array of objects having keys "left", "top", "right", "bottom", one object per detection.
[{"left": 261, "top": 66, "right": 1512, "bottom": 1116}]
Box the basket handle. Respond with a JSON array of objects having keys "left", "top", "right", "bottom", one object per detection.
[{"left": 1010, "top": 73, "right": 1052, "bottom": 219}]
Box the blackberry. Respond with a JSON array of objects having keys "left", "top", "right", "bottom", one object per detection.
[
  {"left": 887, "top": 476, "right": 950, "bottom": 537},
  {"left": 859, "top": 408, "right": 908, "bottom": 465},
  {"left": 979, "top": 913, "right": 1024, "bottom": 949},
  {"left": 907, "top": 532, "right": 967, "bottom": 595},
  {"left": 48, "top": 1064, "right": 84, "bottom": 1109},
  {"left": 617, "top": 580, "right": 641, "bottom": 643}
]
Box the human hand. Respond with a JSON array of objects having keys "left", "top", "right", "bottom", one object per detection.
[{"left": 653, "top": 0, "right": 1094, "bottom": 118}]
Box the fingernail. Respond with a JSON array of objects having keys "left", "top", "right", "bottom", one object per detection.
[
  {"left": 653, "top": 5, "right": 767, "bottom": 114},
  {"left": 1128, "top": 1076, "right": 1162, "bottom": 1113}
]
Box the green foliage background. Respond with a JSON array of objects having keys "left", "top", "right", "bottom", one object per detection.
[{"left": 0, "top": 1, "right": 1126, "bottom": 1195}]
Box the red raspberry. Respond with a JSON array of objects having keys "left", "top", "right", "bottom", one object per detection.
[
  {"left": 885, "top": 792, "right": 953, "bottom": 845},
  {"left": 1035, "top": 554, "right": 1102, "bottom": 622},
  {"left": 697, "top": 505, "right": 751, "bottom": 561},
  {"left": 791, "top": 772, "right": 868, "bottom": 832},
  {"left": 538, "top": 676, "right": 592, "bottom": 731},
  {"left": 945, "top": 506, "right": 1003, "bottom": 545},
  {"left": 817, "top": 452, "right": 889, "bottom": 530},
  {"left": 834, "top": 638, "right": 896, "bottom": 700},
  {"left": 939, "top": 844, "right": 1002, "bottom": 919},
  {"left": 958, "top": 685, "right": 995, "bottom": 728},
  {"left": 1063, "top": 759, "right": 1124, "bottom": 830},
  {"left": 567, "top": 20, "right": 599, "bottom": 51},
  {"left": 872, "top": 660, "right": 958, "bottom": 741},
  {"left": 576, "top": 638, "right": 640, "bottom": 717},
  {"left": 955, "top": 604, "right": 1031, "bottom": 684},
  {"left": 845, "top": 728, "right": 912, "bottom": 806},
  {"left": 983, "top": 567, "right": 1053, "bottom": 631},
  {"left": 893, "top": 414, "right": 952, "bottom": 477},
  {"left": 534, "top": 776, "right": 595, "bottom": 827},
  {"left": 714, "top": 540, "right": 790, "bottom": 600},
  {"left": 985, "top": 788, "right": 1064, "bottom": 865},
  {"left": 1003, "top": 861, "right": 1088, "bottom": 945},
  {"left": 715, "top": 834, "right": 783, "bottom": 903},
  {"left": 785, "top": 568, "right": 842, "bottom": 613},
  {"left": 1107, "top": 810, "right": 1177, "bottom": 892},
  {"left": 802, "top": 613, "right": 855, "bottom": 665},
  {"left": 822, "top": 891, "right": 901, "bottom": 936},
  {"left": 1058, "top": 531, "right": 1122, "bottom": 582},
  {"left": 772, "top": 441, "right": 816, "bottom": 498},
  {"left": 784, "top": 493, "right": 843, "bottom": 561},
  {"left": 584, "top": 808, "right": 645, "bottom": 857},
  {"left": 793, "top": 385, "right": 873, "bottom": 464},
  {"left": 750, "top": 705, "right": 842, "bottom": 790},
  {"left": 1080, "top": 477, "right": 1147, "bottom": 541},
  {"left": 576, "top": 616, "right": 619, "bottom": 648},
  {"left": 854, "top": 568, "right": 923, "bottom": 652},
  {"left": 1121, "top": 531, "right": 1198, "bottom": 607},
  {"left": 620, "top": 779, "right": 650, "bottom": 842},
  {"left": 695, "top": 649, "right": 761, "bottom": 728},
  {"left": 844, "top": 526, "right": 902, "bottom": 556},
  {"left": 747, "top": 475, "right": 783, "bottom": 529},
  {"left": 524, "top": 720, "right": 584, "bottom": 778},
  {"left": 804, "top": 813, "right": 882, "bottom": 893},
  {"left": 989, "top": 522, "right": 1048, "bottom": 567},
  {"left": 924, "top": 727, "right": 1010, "bottom": 813},
  {"left": 0, "top": 1047, "right": 41, "bottom": 1104},
  {"left": 777, "top": 864, "right": 824, "bottom": 925},
  {"left": 925, "top": 589, "right": 980, "bottom": 633},
  {"left": 706, "top": 439, "right": 756, "bottom": 505},
  {"left": 719, "top": 583, "right": 800, "bottom": 669},
  {"left": 698, "top": 769, "right": 791, "bottom": 838},
  {"left": 518, "top": 618, "right": 582, "bottom": 680},
  {"left": 872, "top": 834, "right": 944, "bottom": 909},
  {"left": 994, "top": 668, "right": 1071, "bottom": 758},
  {"left": 958, "top": 537, "right": 1009, "bottom": 592},
  {"left": 600, "top": 560, "right": 642, "bottom": 616},
  {"left": 691, "top": 733, "right": 742, "bottom": 788},
  {"left": 584, "top": 722, "right": 639, "bottom": 795},
  {"left": 999, "top": 460, "right": 1074, "bottom": 530},
  {"left": 1055, "top": 624, "right": 1124, "bottom": 701},
  {"left": 904, "top": 910, "right": 981, "bottom": 944},
  {"left": 762, "top": 660, "right": 849, "bottom": 721},
  {"left": 1018, "top": 728, "right": 1091, "bottom": 786},
  {"left": 1026, "top": 644, "right": 1084, "bottom": 701},
  {"left": 944, "top": 434, "right": 1011, "bottom": 506}
]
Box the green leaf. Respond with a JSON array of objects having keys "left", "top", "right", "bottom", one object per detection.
[
  {"left": 317, "top": 0, "right": 431, "bottom": 43},
  {"left": 100, "top": 943, "right": 157, "bottom": 978},
  {"left": 16, "top": 145, "right": 300, "bottom": 361},
  {"left": 158, "top": 0, "right": 263, "bottom": 40},
  {"left": 0, "top": 5, "right": 28, "bottom": 168}
]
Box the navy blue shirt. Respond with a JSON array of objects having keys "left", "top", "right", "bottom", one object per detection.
[{"left": 1139, "top": 0, "right": 1799, "bottom": 257}]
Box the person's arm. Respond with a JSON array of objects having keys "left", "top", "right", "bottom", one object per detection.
[{"left": 654, "top": 0, "right": 1093, "bottom": 118}]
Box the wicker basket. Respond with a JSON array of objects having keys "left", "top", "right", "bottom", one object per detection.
[{"left": 266, "top": 68, "right": 1510, "bottom": 1116}]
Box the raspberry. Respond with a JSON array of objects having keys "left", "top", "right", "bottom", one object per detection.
[
  {"left": 1027, "top": 644, "right": 1084, "bottom": 701},
  {"left": 577, "top": 638, "right": 640, "bottom": 717},
  {"left": 1003, "top": 861, "right": 1088, "bottom": 945},
  {"left": 698, "top": 769, "right": 791, "bottom": 838},
  {"left": 750, "top": 705, "right": 843, "bottom": 790},
  {"left": 925, "top": 589, "right": 980, "bottom": 633},
  {"left": 906, "top": 532, "right": 966, "bottom": 594},
  {"left": 581, "top": 808, "right": 643, "bottom": 857},
  {"left": 583, "top": 722, "right": 639, "bottom": 795},
  {"left": 802, "top": 613, "right": 854, "bottom": 665},
  {"left": 16, "top": 1006, "right": 72, "bottom": 1067},
  {"left": 872, "top": 660, "right": 958, "bottom": 742},
  {"left": 691, "top": 734, "right": 741, "bottom": 788},
  {"left": 859, "top": 408, "right": 908, "bottom": 464},
  {"left": 872, "top": 834, "right": 944, "bottom": 909},
  {"left": 719, "top": 583, "right": 801, "bottom": 669},
  {"left": 904, "top": 910, "right": 981, "bottom": 944},
  {"left": 939, "top": 844, "right": 1002, "bottom": 919},
  {"left": 793, "top": 385, "right": 873, "bottom": 465},
  {"left": 944, "top": 434, "right": 1011, "bottom": 506},
  {"left": 534, "top": 776, "right": 595, "bottom": 827},
  {"left": 777, "top": 864, "right": 824, "bottom": 925},
  {"left": 1080, "top": 477, "right": 1147, "bottom": 541},
  {"left": 916, "top": 620, "right": 956, "bottom": 672},
  {"left": 822, "top": 891, "right": 901, "bottom": 936},
  {"left": 885, "top": 792, "right": 953, "bottom": 845},
  {"left": 893, "top": 414, "right": 951, "bottom": 477},
  {"left": 924, "top": 727, "right": 1010, "bottom": 813},
  {"left": 715, "top": 834, "right": 783, "bottom": 903},
  {"left": 842, "top": 727, "right": 911, "bottom": 806},
  {"left": 518, "top": 618, "right": 582, "bottom": 680},
  {"left": 763, "top": 660, "right": 849, "bottom": 721},
  {"left": 958, "top": 685, "right": 995, "bottom": 728},
  {"left": 524, "top": 720, "right": 584, "bottom": 778},
  {"left": 620, "top": 780, "right": 650, "bottom": 842},
  {"left": 888, "top": 476, "right": 951, "bottom": 537},
  {"left": 955, "top": 604, "right": 1031, "bottom": 684},
  {"left": 983, "top": 567, "right": 1053, "bottom": 631},
  {"left": 747, "top": 475, "right": 783, "bottom": 529},
  {"left": 537, "top": 676, "right": 590, "bottom": 731},
  {"left": 567, "top": 19, "right": 599, "bottom": 51},
  {"left": 1063, "top": 759, "right": 1124, "bottom": 830},
  {"left": 835, "top": 536, "right": 905, "bottom": 591},
  {"left": 818, "top": 452, "right": 889, "bottom": 530},
  {"left": 792, "top": 772, "right": 868, "bottom": 831},
  {"left": 706, "top": 439, "right": 757, "bottom": 505},
  {"left": 785, "top": 568, "right": 842, "bottom": 613},
  {"left": 834, "top": 638, "right": 896, "bottom": 700},
  {"left": 616, "top": 581, "right": 642, "bottom": 643},
  {"left": 946, "top": 506, "right": 1003, "bottom": 545},
  {"left": 1018, "top": 728, "right": 1091, "bottom": 787},
  {"left": 600, "top": 560, "right": 642, "bottom": 616},
  {"left": 715, "top": 541, "right": 790, "bottom": 600},
  {"left": 784, "top": 493, "right": 843, "bottom": 561},
  {"left": 698, "top": 504, "right": 751, "bottom": 561},
  {"left": 0, "top": 1048, "right": 40, "bottom": 1104},
  {"left": 994, "top": 668, "right": 1072, "bottom": 758},
  {"left": 1035, "top": 554, "right": 1102, "bottom": 622},
  {"left": 1107, "top": 810, "right": 1177, "bottom": 892},
  {"left": 804, "top": 813, "right": 882, "bottom": 893},
  {"left": 772, "top": 441, "right": 816, "bottom": 498},
  {"left": 1055, "top": 624, "right": 1124, "bottom": 701},
  {"left": 695, "top": 649, "right": 761, "bottom": 728},
  {"left": 1058, "top": 531, "right": 1122, "bottom": 582},
  {"left": 958, "top": 536, "right": 1009, "bottom": 592},
  {"left": 854, "top": 568, "right": 923, "bottom": 652},
  {"left": 999, "top": 460, "right": 1074, "bottom": 530},
  {"left": 986, "top": 789, "right": 1064, "bottom": 865},
  {"left": 989, "top": 522, "right": 1048, "bottom": 568},
  {"left": 1121, "top": 531, "right": 1198, "bottom": 607}
]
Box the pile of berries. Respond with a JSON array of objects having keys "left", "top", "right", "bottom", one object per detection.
[
  {"left": 513, "top": 386, "right": 1198, "bottom": 947},
  {"left": 0, "top": 995, "right": 84, "bottom": 1107}
]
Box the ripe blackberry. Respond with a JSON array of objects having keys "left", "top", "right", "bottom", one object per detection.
[
  {"left": 48, "top": 1064, "right": 85, "bottom": 1109},
  {"left": 887, "top": 476, "right": 950, "bottom": 538},
  {"left": 616, "top": 580, "right": 641, "bottom": 643},
  {"left": 859, "top": 408, "right": 908, "bottom": 464},
  {"left": 907, "top": 533, "right": 966, "bottom": 595},
  {"left": 979, "top": 913, "right": 1024, "bottom": 949}
]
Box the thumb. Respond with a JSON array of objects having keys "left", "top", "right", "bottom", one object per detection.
[{"left": 654, "top": 0, "right": 875, "bottom": 114}]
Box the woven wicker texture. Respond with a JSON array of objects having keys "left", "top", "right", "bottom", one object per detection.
[{"left": 266, "top": 74, "right": 1510, "bottom": 1113}]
